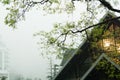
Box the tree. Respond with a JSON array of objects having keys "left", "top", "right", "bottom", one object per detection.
[
  {"left": 1, "top": 0, "right": 120, "bottom": 57},
  {"left": 0, "top": 0, "right": 120, "bottom": 27},
  {"left": 1, "top": 76, "right": 7, "bottom": 80}
]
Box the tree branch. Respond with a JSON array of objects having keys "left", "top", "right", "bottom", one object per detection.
[
  {"left": 55, "top": 16, "right": 120, "bottom": 45},
  {"left": 86, "top": 0, "right": 99, "bottom": 22},
  {"left": 18, "top": 0, "right": 50, "bottom": 20},
  {"left": 73, "top": 0, "right": 120, "bottom": 13},
  {"left": 99, "top": 0, "right": 120, "bottom": 13},
  {"left": 32, "top": 0, "right": 49, "bottom": 4},
  {"left": 54, "top": 30, "right": 80, "bottom": 46},
  {"left": 80, "top": 16, "right": 120, "bottom": 32}
]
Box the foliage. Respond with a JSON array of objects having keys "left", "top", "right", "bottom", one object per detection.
[
  {"left": 1, "top": 0, "right": 10, "bottom": 4},
  {"left": 34, "top": 11, "right": 98, "bottom": 57},
  {"left": 1, "top": 0, "right": 76, "bottom": 28},
  {"left": 96, "top": 59, "right": 120, "bottom": 79},
  {"left": 34, "top": 22, "right": 82, "bottom": 58},
  {"left": 0, "top": 0, "right": 120, "bottom": 57},
  {"left": 1, "top": 1, "right": 120, "bottom": 79},
  {"left": 87, "top": 19, "right": 120, "bottom": 79},
  {"left": 86, "top": 19, "right": 120, "bottom": 79},
  {"left": 89, "top": 22, "right": 120, "bottom": 60},
  {"left": 1, "top": 0, "right": 117, "bottom": 28},
  {"left": 33, "top": 0, "right": 120, "bottom": 57}
]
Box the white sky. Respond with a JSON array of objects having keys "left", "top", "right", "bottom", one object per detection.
[
  {"left": 0, "top": 2, "right": 86, "bottom": 80},
  {"left": 0, "top": 5, "right": 49, "bottom": 80}
]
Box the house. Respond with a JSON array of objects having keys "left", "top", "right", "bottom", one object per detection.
[{"left": 53, "top": 12, "right": 120, "bottom": 80}]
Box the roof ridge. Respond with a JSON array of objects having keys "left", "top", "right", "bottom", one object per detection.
[
  {"left": 53, "top": 39, "right": 87, "bottom": 80},
  {"left": 80, "top": 53, "right": 120, "bottom": 80}
]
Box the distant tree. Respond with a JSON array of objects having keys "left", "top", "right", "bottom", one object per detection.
[
  {"left": 26, "top": 78, "right": 32, "bottom": 80},
  {"left": 1, "top": 76, "right": 7, "bottom": 80},
  {"left": 47, "top": 57, "right": 53, "bottom": 80},
  {"left": 16, "top": 74, "right": 24, "bottom": 80}
]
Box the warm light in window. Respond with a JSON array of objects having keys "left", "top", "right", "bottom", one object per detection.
[
  {"left": 104, "top": 41, "right": 110, "bottom": 47},
  {"left": 118, "top": 47, "right": 120, "bottom": 52},
  {"left": 118, "top": 47, "right": 120, "bottom": 50},
  {"left": 103, "top": 39, "right": 111, "bottom": 48}
]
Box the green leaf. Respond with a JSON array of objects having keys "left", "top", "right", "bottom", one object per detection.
[
  {"left": 2, "top": 0, "right": 10, "bottom": 4},
  {"left": 49, "top": 0, "right": 59, "bottom": 3}
]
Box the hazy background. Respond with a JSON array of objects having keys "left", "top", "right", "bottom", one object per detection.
[{"left": 0, "top": 2, "right": 88, "bottom": 80}]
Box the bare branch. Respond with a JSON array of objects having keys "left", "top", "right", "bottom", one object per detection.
[
  {"left": 55, "top": 16, "right": 120, "bottom": 45},
  {"left": 54, "top": 33, "right": 64, "bottom": 43},
  {"left": 86, "top": 0, "right": 98, "bottom": 21},
  {"left": 99, "top": 0, "right": 120, "bottom": 13},
  {"left": 32, "top": 0, "right": 49, "bottom": 4},
  {"left": 18, "top": 0, "right": 50, "bottom": 20},
  {"left": 80, "top": 16, "right": 120, "bottom": 32},
  {"left": 60, "top": 33, "right": 67, "bottom": 45},
  {"left": 72, "top": 0, "right": 120, "bottom": 13}
]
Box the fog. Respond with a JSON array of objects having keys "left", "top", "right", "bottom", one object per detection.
[
  {"left": 0, "top": 4, "right": 72, "bottom": 80},
  {"left": 0, "top": 2, "right": 86, "bottom": 80},
  {"left": 0, "top": 6, "right": 50, "bottom": 79}
]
